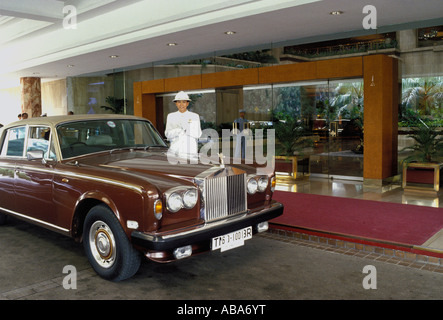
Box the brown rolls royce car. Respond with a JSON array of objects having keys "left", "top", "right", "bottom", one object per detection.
[{"left": 0, "top": 114, "right": 283, "bottom": 281}]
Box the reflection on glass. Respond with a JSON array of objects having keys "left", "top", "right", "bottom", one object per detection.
[
  {"left": 269, "top": 80, "right": 364, "bottom": 179},
  {"left": 157, "top": 79, "right": 365, "bottom": 179}
]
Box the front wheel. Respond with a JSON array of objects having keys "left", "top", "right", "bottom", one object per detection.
[{"left": 83, "top": 205, "right": 141, "bottom": 281}]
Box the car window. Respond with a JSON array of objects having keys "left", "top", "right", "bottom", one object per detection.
[
  {"left": 1, "top": 126, "right": 26, "bottom": 157},
  {"left": 27, "top": 126, "right": 56, "bottom": 160},
  {"left": 57, "top": 119, "right": 167, "bottom": 159}
]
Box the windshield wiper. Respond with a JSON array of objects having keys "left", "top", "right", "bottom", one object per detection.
[
  {"left": 142, "top": 145, "right": 167, "bottom": 150},
  {"left": 109, "top": 145, "right": 166, "bottom": 153}
]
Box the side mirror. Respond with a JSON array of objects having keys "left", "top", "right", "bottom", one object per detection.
[
  {"left": 27, "top": 150, "right": 44, "bottom": 160},
  {"left": 27, "top": 150, "right": 56, "bottom": 165}
]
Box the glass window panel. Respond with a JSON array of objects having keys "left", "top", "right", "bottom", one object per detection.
[
  {"left": 3, "top": 126, "right": 26, "bottom": 157},
  {"left": 27, "top": 126, "right": 51, "bottom": 158},
  {"left": 57, "top": 119, "right": 166, "bottom": 159}
]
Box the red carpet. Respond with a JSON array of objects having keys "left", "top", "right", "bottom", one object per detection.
[{"left": 271, "top": 191, "right": 443, "bottom": 246}]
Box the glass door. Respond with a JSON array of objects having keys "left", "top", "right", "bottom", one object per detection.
[
  {"left": 326, "top": 79, "right": 364, "bottom": 179},
  {"left": 271, "top": 81, "right": 328, "bottom": 179},
  {"left": 268, "top": 79, "right": 364, "bottom": 180}
]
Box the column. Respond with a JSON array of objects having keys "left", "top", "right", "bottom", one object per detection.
[
  {"left": 363, "top": 55, "right": 399, "bottom": 183},
  {"left": 20, "top": 77, "right": 42, "bottom": 118}
]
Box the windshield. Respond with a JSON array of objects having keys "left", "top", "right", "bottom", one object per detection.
[{"left": 57, "top": 119, "right": 167, "bottom": 159}]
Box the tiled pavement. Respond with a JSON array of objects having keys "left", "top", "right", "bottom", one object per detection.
[{"left": 261, "top": 229, "right": 443, "bottom": 274}]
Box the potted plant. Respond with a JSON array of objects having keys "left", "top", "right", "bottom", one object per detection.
[
  {"left": 401, "top": 121, "right": 443, "bottom": 192},
  {"left": 272, "top": 110, "right": 313, "bottom": 179},
  {"left": 101, "top": 96, "right": 126, "bottom": 114}
]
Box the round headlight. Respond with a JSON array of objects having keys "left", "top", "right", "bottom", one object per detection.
[
  {"left": 183, "top": 188, "right": 198, "bottom": 209},
  {"left": 257, "top": 177, "right": 268, "bottom": 192},
  {"left": 167, "top": 192, "right": 183, "bottom": 212},
  {"left": 247, "top": 178, "right": 258, "bottom": 194}
]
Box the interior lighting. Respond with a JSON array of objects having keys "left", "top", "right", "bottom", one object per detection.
[
  {"left": 109, "top": 55, "right": 119, "bottom": 58},
  {"left": 329, "top": 11, "right": 344, "bottom": 15},
  {"left": 167, "top": 43, "right": 177, "bottom": 46},
  {"left": 224, "top": 31, "right": 236, "bottom": 35}
]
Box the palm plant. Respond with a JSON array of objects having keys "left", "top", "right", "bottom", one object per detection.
[
  {"left": 101, "top": 96, "right": 126, "bottom": 114},
  {"left": 330, "top": 81, "right": 364, "bottom": 120},
  {"left": 402, "top": 122, "right": 443, "bottom": 163},
  {"left": 272, "top": 110, "right": 313, "bottom": 156},
  {"left": 402, "top": 77, "right": 443, "bottom": 116}
]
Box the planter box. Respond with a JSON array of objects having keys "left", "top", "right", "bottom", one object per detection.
[
  {"left": 402, "top": 162, "right": 442, "bottom": 192},
  {"left": 274, "top": 156, "right": 309, "bottom": 180},
  {"left": 275, "top": 156, "right": 297, "bottom": 179}
]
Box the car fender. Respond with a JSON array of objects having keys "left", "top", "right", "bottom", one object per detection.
[
  {"left": 71, "top": 190, "right": 122, "bottom": 241},
  {"left": 78, "top": 190, "right": 121, "bottom": 220}
]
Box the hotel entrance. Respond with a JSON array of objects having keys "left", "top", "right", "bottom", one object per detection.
[
  {"left": 308, "top": 79, "right": 364, "bottom": 180},
  {"left": 263, "top": 79, "right": 364, "bottom": 181},
  {"left": 157, "top": 78, "right": 364, "bottom": 181}
]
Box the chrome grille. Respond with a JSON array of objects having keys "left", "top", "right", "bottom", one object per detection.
[{"left": 203, "top": 173, "right": 247, "bottom": 222}]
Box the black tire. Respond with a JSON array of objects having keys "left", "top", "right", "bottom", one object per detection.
[
  {"left": 83, "top": 204, "right": 141, "bottom": 281},
  {"left": 0, "top": 212, "right": 7, "bottom": 225}
]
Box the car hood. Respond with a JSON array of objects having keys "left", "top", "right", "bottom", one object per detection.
[{"left": 72, "top": 149, "right": 251, "bottom": 191}]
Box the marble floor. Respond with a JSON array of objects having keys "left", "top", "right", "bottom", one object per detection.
[{"left": 275, "top": 176, "right": 442, "bottom": 208}]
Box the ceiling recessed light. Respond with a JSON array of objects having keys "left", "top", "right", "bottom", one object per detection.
[
  {"left": 67, "top": 64, "right": 74, "bottom": 68},
  {"left": 109, "top": 55, "right": 119, "bottom": 58},
  {"left": 167, "top": 43, "right": 177, "bottom": 46},
  {"left": 329, "top": 11, "right": 344, "bottom": 15},
  {"left": 224, "top": 31, "right": 236, "bottom": 35}
]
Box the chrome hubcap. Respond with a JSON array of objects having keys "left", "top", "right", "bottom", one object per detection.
[{"left": 89, "top": 220, "right": 116, "bottom": 268}]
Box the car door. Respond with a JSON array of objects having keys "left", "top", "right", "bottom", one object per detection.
[
  {"left": 14, "top": 126, "right": 58, "bottom": 226},
  {"left": 0, "top": 126, "right": 26, "bottom": 212}
]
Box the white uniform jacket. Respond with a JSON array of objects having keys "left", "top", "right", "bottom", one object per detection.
[{"left": 165, "top": 110, "right": 202, "bottom": 155}]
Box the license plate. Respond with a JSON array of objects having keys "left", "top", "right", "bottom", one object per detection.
[{"left": 212, "top": 226, "right": 252, "bottom": 252}]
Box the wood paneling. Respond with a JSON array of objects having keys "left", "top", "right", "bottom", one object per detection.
[
  {"left": 142, "top": 79, "right": 164, "bottom": 94},
  {"left": 259, "top": 62, "right": 317, "bottom": 84},
  {"left": 165, "top": 74, "right": 201, "bottom": 92},
  {"left": 363, "top": 55, "right": 398, "bottom": 179},
  {"left": 142, "top": 94, "right": 157, "bottom": 125},
  {"left": 202, "top": 68, "right": 259, "bottom": 88},
  {"left": 316, "top": 56, "right": 363, "bottom": 79}
]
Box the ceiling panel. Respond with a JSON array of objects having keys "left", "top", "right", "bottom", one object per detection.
[{"left": 0, "top": 0, "right": 442, "bottom": 88}]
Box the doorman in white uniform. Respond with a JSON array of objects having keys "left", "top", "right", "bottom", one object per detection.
[{"left": 164, "top": 91, "right": 202, "bottom": 156}]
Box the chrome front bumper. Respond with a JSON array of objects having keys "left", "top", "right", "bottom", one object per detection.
[{"left": 131, "top": 201, "right": 283, "bottom": 252}]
